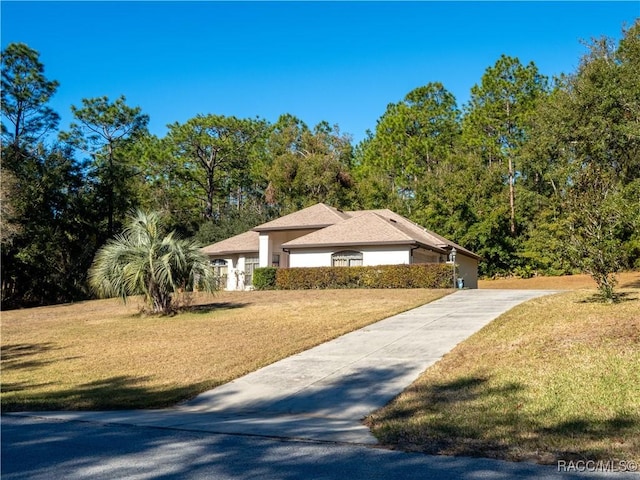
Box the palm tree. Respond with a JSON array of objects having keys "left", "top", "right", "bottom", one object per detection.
[{"left": 89, "top": 210, "right": 216, "bottom": 314}]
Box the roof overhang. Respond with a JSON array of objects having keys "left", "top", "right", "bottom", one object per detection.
[
  {"left": 253, "top": 224, "right": 334, "bottom": 233},
  {"left": 202, "top": 249, "right": 259, "bottom": 257},
  {"left": 283, "top": 240, "right": 449, "bottom": 255}
]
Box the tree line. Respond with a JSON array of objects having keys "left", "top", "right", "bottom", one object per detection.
[{"left": 2, "top": 21, "right": 638, "bottom": 308}]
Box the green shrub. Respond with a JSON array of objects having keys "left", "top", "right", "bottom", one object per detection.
[
  {"left": 253, "top": 267, "right": 278, "bottom": 290},
  {"left": 275, "top": 264, "right": 451, "bottom": 290}
]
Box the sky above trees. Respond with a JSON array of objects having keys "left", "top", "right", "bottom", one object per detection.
[{"left": 1, "top": 1, "right": 637, "bottom": 143}]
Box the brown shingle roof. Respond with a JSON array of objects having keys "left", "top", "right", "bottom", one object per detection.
[
  {"left": 282, "top": 212, "right": 417, "bottom": 248},
  {"left": 283, "top": 209, "right": 480, "bottom": 259},
  {"left": 202, "top": 203, "right": 479, "bottom": 260},
  {"left": 346, "top": 209, "right": 479, "bottom": 259},
  {"left": 201, "top": 230, "right": 259, "bottom": 256},
  {"left": 253, "top": 203, "right": 350, "bottom": 232}
]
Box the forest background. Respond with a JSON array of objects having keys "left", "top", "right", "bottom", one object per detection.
[{"left": 1, "top": 21, "right": 639, "bottom": 308}]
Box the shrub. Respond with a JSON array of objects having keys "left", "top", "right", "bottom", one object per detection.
[
  {"left": 275, "top": 264, "right": 451, "bottom": 290},
  {"left": 253, "top": 267, "right": 278, "bottom": 290}
]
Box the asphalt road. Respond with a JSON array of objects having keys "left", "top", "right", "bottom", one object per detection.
[{"left": 4, "top": 416, "right": 638, "bottom": 480}]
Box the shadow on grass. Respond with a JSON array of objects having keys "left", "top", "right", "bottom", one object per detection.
[
  {"left": 1, "top": 374, "right": 215, "bottom": 412},
  {"left": 621, "top": 278, "right": 640, "bottom": 288},
  {"left": 185, "top": 302, "right": 250, "bottom": 314},
  {"left": 578, "top": 291, "right": 638, "bottom": 304},
  {"left": 1, "top": 381, "right": 56, "bottom": 393},
  {"left": 126, "top": 301, "right": 251, "bottom": 318},
  {"left": 1, "top": 343, "right": 64, "bottom": 371},
  {"left": 369, "top": 375, "right": 640, "bottom": 463}
]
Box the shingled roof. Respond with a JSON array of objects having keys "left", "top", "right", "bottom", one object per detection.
[
  {"left": 201, "top": 230, "right": 259, "bottom": 256},
  {"left": 202, "top": 203, "right": 479, "bottom": 260},
  {"left": 253, "top": 203, "right": 350, "bottom": 232},
  {"left": 283, "top": 208, "right": 479, "bottom": 259}
]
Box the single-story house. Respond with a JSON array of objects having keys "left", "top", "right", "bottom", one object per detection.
[{"left": 201, "top": 203, "right": 479, "bottom": 290}]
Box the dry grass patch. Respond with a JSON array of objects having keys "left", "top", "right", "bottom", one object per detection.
[
  {"left": 366, "top": 289, "right": 640, "bottom": 464},
  {"left": 479, "top": 271, "right": 640, "bottom": 291},
  {"left": 1, "top": 289, "right": 448, "bottom": 411}
]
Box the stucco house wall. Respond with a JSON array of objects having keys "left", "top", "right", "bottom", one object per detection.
[
  {"left": 456, "top": 254, "right": 479, "bottom": 289},
  {"left": 259, "top": 229, "right": 318, "bottom": 268},
  {"left": 288, "top": 249, "right": 332, "bottom": 268},
  {"left": 211, "top": 255, "right": 249, "bottom": 291},
  {"left": 411, "top": 247, "right": 446, "bottom": 264},
  {"left": 289, "top": 245, "right": 412, "bottom": 268},
  {"left": 362, "top": 246, "right": 411, "bottom": 266}
]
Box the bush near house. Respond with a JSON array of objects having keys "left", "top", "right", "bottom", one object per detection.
[
  {"left": 274, "top": 264, "right": 452, "bottom": 290},
  {"left": 253, "top": 267, "right": 278, "bottom": 290}
]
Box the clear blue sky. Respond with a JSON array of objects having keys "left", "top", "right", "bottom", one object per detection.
[{"left": 2, "top": 1, "right": 638, "bottom": 143}]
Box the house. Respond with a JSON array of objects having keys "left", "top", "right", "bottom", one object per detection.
[{"left": 201, "top": 203, "right": 479, "bottom": 290}]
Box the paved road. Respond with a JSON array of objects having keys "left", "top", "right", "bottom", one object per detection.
[
  {"left": 5, "top": 416, "right": 637, "bottom": 479},
  {"left": 8, "top": 289, "right": 633, "bottom": 479}
]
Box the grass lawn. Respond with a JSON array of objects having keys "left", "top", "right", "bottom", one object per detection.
[
  {"left": 1, "top": 288, "right": 448, "bottom": 411},
  {"left": 479, "top": 270, "right": 640, "bottom": 291},
  {"left": 366, "top": 272, "right": 640, "bottom": 464}
]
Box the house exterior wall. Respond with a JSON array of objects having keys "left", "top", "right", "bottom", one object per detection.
[
  {"left": 289, "top": 249, "right": 332, "bottom": 267},
  {"left": 289, "top": 245, "right": 412, "bottom": 268},
  {"left": 362, "top": 246, "right": 410, "bottom": 266},
  {"left": 258, "top": 234, "right": 271, "bottom": 268},
  {"left": 208, "top": 254, "right": 257, "bottom": 291},
  {"left": 259, "top": 229, "right": 318, "bottom": 268},
  {"left": 456, "top": 254, "right": 478, "bottom": 289},
  {"left": 211, "top": 248, "right": 478, "bottom": 290},
  {"left": 411, "top": 247, "right": 446, "bottom": 264},
  {"left": 288, "top": 246, "right": 478, "bottom": 289}
]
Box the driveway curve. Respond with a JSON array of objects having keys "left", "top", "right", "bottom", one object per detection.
[{"left": 10, "top": 289, "right": 557, "bottom": 445}]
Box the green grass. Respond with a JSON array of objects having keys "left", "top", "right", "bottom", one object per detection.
[
  {"left": 1, "top": 288, "right": 448, "bottom": 411},
  {"left": 365, "top": 288, "right": 640, "bottom": 464}
]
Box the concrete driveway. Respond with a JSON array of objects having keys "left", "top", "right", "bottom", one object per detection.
[
  {"left": 7, "top": 289, "right": 557, "bottom": 444},
  {"left": 11, "top": 289, "right": 635, "bottom": 479}
]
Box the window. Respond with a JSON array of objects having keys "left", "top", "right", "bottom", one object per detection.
[
  {"left": 211, "top": 259, "right": 228, "bottom": 289},
  {"left": 272, "top": 253, "right": 280, "bottom": 267},
  {"left": 244, "top": 256, "right": 260, "bottom": 286},
  {"left": 332, "top": 250, "right": 363, "bottom": 267}
]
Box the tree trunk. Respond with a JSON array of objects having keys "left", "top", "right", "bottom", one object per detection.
[
  {"left": 509, "top": 156, "right": 516, "bottom": 235},
  {"left": 506, "top": 101, "right": 516, "bottom": 236}
]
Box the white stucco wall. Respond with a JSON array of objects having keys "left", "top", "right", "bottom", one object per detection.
[
  {"left": 456, "top": 254, "right": 478, "bottom": 289},
  {"left": 362, "top": 246, "right": 410, "bottom": 266},
  {"left": 259, "top": 229, "right": 317, "bottom": 268},
  {"left": 208, "top": 255, "right": 256, "bottom": 291},
  {"left": 288, "top": 246, "right": 478, "bottom": 289},
  {"left": 213, "top": 246, "right": 478, "bottom": 290},
  {"left": 258, "top": 234, "right": 271, "bottom": 268},
  {"left": 289, "top": 249, "right": 333, "bottom": 267},
  {"left": 289, "top": 245, "right": 412, "bottom": 268},
  {"left": 412, "top": 247, "right": 445, "bottom": 264}
]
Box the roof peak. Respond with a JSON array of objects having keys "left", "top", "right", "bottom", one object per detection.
[{"left": 253, "top": 202, "right": 349, "bottom": 232}]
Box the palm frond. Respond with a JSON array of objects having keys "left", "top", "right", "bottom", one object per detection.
[{"left": 89, "top": 209, "right": 218, "bottom": 313}]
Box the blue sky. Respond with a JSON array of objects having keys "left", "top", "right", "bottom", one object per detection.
[{"left": 2, "top": 1, "right": 638, "bottom": 143}]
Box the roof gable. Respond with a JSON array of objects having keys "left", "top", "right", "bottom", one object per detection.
[
  {"left": 282, "top": 212, "right": 418, "bottom": 248},
  {"left": 201, "top": 230, "right": 259, "bottom": 256},
  {"left": 347, "top": 209, "right": 479, "bottom": 259},
  {"left": 253, "top": 203, "right": 350, "bottom": 232},
  {"left": 282, "top": 209, "right": 479, "bottom": 259}
]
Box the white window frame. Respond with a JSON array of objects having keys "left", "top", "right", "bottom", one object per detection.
[
  {"left": 331, "top": 250, "right": 363, "bottom": 267},
  {"left": 211, "top": 259, "right": 228, "bottom": 289},
  {"left": 244, "top": 256, "right": 260, "bottom": 286}
]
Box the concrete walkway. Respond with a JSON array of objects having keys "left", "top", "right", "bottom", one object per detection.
[{"left": 10, "top": 289, "right": 557, "bottom": 445}]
